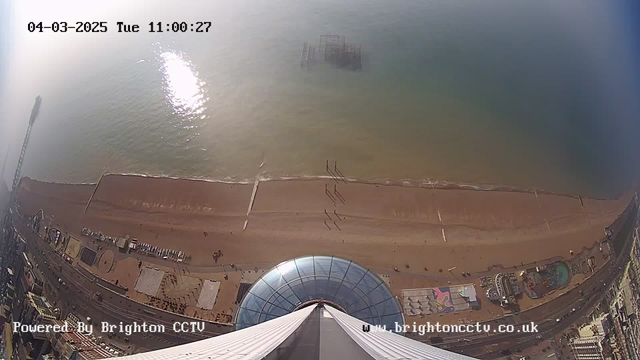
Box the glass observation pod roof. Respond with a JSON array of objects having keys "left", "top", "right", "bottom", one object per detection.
[{"left": 236, "top": 256, "right": 404, "bottom": 332}]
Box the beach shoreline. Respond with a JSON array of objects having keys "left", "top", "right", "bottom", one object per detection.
[
  {"left": 17, "top": 173, "right": 633, "bottom": 268},
  {"left": 21, "top": 171, "right": 627, "bottom": 201}
]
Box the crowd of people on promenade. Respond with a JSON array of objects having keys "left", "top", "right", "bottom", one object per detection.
[{"left": 147, "top": 295, "right": 188, "bottom": 315}]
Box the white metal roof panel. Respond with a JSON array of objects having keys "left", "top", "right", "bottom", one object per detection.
[
  {"left": 108, "top": 305, "right": 315, "bottom": 360},
  {"left": 325, "top": 305, "right": 476, "bottom": 360}
]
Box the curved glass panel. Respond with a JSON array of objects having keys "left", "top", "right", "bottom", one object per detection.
[{"left": 236, "top": 256, "right": 404, "bottom": 333}]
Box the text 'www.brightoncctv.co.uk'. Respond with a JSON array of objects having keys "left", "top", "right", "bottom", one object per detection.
[{"left": 362, "top": 322, "right": 539, "bottom": 336}]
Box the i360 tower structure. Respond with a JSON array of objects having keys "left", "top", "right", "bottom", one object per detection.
[
  {"left": 0, "top": 96, "right": 42, "bottom": 301},
  {"left": 9, "top": 96, "right": 41, "bottom": 205}
]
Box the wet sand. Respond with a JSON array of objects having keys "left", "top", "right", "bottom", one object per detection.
[{"left": 16, "top": 174, "right": 632, "bottom": 276}]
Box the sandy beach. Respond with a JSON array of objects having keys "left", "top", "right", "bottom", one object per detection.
[
  {"left": 14, "top": 173, "right": 636, "bottom": 329},
  {"left": 17, "top": 174, "right": 631, "bottom": 274}
]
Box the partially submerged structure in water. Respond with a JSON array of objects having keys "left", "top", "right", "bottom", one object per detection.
[{"left": 301, "top": 35, "right": 362, "bottom": 71}]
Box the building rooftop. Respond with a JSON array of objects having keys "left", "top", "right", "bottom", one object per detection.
[
  {"left": 27, "top": 292, "right": 57, "bottom": 321},
  {"left": 571, "top": 335, "right": 604, "bottom": 346},
  {"left": 578, "top": 313, "right": 609, "bottom": 338},
  {"left": 48, "top": 320, "right": 115, "bottom": 359}
]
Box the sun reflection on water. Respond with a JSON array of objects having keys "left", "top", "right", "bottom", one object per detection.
[{"left": 159, "top": 51, "right": 207, "bottom": 126}]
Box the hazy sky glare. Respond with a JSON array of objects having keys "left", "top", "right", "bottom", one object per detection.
[
  {"left": 0, "top": 1, "right": 144, "bottom": 168},
  {"left": 0, "top": 1, "right": 227, "bottom": 164},
  {"left": 0, "top": 0, "right": 234, "bottom": 145},
  {"left": 0, "top": 1, "right": 12, "bottom": 110}
]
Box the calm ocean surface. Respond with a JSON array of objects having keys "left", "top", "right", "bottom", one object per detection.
[{"left": 2, "top": 0, "right": 639, "bottom": 197}]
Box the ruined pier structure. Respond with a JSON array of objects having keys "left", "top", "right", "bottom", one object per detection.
[{"left": 301, "top": 35, "right": 362, "bottom": 71}]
